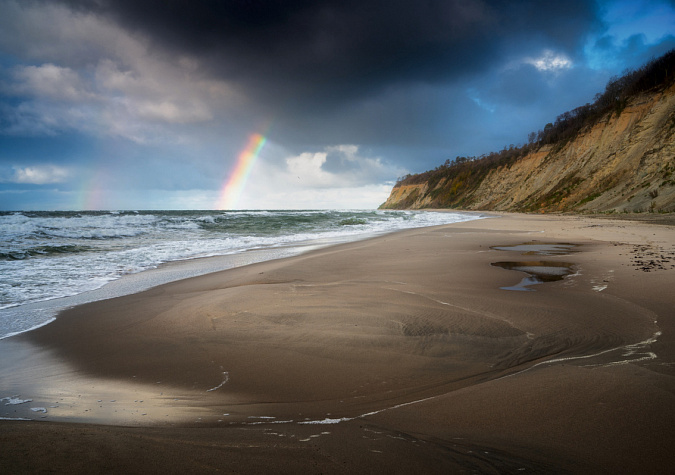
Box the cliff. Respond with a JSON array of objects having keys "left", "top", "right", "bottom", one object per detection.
[{"left": 380, "top": 57, "right": 675, "bottom": 213}]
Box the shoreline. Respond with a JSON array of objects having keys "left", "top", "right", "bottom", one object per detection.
[
  {"left": 2, "top": 213, "right": 674, "bottom": 472},
  {"left": 0, "top": 236, "right": 338, "bottom": 341},
  {"left": 0, "top": 210, "right": 486, "bottom": 340}
]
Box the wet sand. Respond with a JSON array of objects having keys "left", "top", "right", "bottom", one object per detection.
[{"left": 2, "top": 213, "right": 674, "bottom": 473}]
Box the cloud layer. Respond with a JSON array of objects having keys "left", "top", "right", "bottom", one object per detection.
[
  {"left": 56, "top": 0, "right": 600, "bottom": 109},
  {"left": 0, "top": 0, "right": 674, "bottom": 209}
]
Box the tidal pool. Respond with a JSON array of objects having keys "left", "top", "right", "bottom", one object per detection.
[
  {"left": 491, "top": 261, "right": 576, "bottom": 291},
  {"left": 491, "top": 242, "right": 577, "bottom": 291}
]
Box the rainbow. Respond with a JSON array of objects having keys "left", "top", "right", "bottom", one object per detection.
[
  {"left": 216, "top": 133, "right": 267, "bottom": 210},
  {"left": 75, "top": 169, "right": 108, "bottom": 210}
]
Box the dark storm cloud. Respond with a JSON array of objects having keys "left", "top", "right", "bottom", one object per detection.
[
  {"left": 56, "top": 0, "right": 601, "bottom": 109},
  {"left": 2, "top": 0, "right": 673, "bottom": 209}
]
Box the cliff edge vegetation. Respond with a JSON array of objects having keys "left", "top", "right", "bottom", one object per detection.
[{"left": 380, "top": 50, "right": 675, "bottom": 213}]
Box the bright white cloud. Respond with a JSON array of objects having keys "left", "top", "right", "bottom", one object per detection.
[
  {"left": 238, "top": 184, "right": 394, "bottom": 209},
  {"left": 8, "top": 165, "right": 71, "bottom": 184},
  {"left": 524, "top": 50, "right": 573, "bottom": 71},
  {"left": 285, "top": 152, "right": 334, "bottom": 186},
  {"left": 283, "top": 145, "right": 395, "bottom": 188},
  {"left": 234, "top": 144, "right": 404, "bottom": 209}
]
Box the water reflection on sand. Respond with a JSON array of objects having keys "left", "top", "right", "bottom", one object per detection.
[{"left": 491, "top": 242, "right": 577, "bottom": 291}]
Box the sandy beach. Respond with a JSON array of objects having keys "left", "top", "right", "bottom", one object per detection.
[{"left": 2, "top": 212, "right": 674, "bottom": 473}]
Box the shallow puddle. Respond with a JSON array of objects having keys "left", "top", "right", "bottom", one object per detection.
[
  {"left": 490, "top": 242, "right": 577, "bottom": 256},
  {"left": 490, "top": 242, "right": 577, "bottom": 291},
  {"left": 491, "top": 261, "right": 576, "bottom": 291}
]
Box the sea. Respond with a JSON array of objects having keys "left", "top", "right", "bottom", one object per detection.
[{"left": 0, "top": 209, "right": 484, "bottom": 340}]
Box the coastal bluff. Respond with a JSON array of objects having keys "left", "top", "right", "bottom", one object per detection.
[{"left": 381, "top": 61, "right": 675, "bottom": 213}]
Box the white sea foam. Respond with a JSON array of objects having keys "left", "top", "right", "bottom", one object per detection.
[
  {"left": 0, "top": 210, "right": 485, "bottom": 339},
  {"left": 2, "top": 396, "right": 33, "bottom": 405}
]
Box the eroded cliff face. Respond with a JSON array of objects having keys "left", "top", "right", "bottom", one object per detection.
[{"left": 381, "top": 85, "right": 675, "bottom": 213}]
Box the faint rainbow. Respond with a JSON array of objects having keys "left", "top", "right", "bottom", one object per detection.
[
  {"left": 75, "top": 169, "right": 107, "bottom": 210},
  {"left": 216, "top": 133, "right": 267, "bottom": 210}
]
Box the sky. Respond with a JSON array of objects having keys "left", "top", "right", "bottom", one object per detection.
[{"left": 0, "top": 0, "right": 674, "bottom": 210}]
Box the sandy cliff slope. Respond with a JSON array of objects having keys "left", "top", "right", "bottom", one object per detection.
[{"left": 381, "top": 84, "right": 675, "bottom": 212}]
